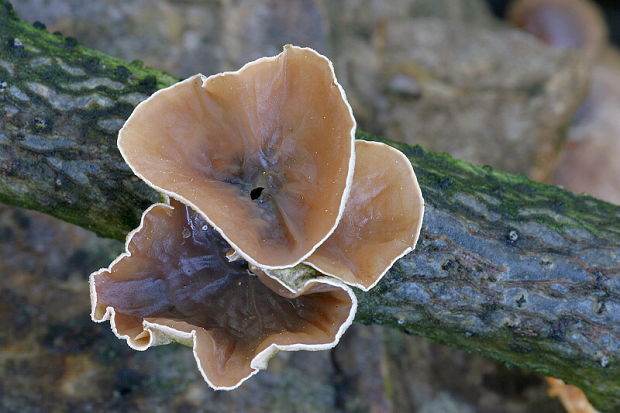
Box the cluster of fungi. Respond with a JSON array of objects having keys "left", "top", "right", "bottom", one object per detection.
[{"left": 90, "top": 45, "right": 424, "bottom": 389}]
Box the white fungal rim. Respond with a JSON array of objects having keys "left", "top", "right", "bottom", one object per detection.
[
  {"left": 117, "top": 45, "right": 357, "bottom": 271},
  {"left": 304, "top": 141, "right": 425, "bottom": 291},
  {"left": 89, "top": 199, "right": 358, "bottom": 391}
]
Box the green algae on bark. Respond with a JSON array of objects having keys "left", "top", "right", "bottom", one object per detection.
[{"left": 0, "top": 1, "right": 619, "bottom": 410}]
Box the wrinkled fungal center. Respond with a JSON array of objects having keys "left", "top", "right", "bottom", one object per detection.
[
  {"left": 234, "top": 152, "right": 281, "bottom": 203},
  {"left": 118, "top": 45, "right": 357, "bottom": 267}
]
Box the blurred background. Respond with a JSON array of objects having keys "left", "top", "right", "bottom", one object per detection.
[{"left": 2, "top": 0, "right": 619, "bottom": 412}]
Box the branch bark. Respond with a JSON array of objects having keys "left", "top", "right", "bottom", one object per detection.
[{"left": 1, "top": 2, "right": 619, "bottom": 410}]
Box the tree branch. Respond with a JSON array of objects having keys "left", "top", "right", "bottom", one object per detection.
[{"left": 1, "top": 2, "right": 618, "bottom": 410}]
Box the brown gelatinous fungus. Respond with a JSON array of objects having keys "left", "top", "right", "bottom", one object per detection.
[
  {"left": 90, "top": 199, "right": 356, "bottom": 390},
  {"left": 117, "top": 45, "right": 356, "bottom": 269},
  {"left": 508, "top": 0, "right": 606, "bottom": 56},
  {"left": 304, "top": 140, "right": 424, "bottom": 290}
]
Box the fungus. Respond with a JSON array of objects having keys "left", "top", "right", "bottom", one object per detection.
[
  {"left": 90, "top": 199, "right": 356, "bottom": 390},
  {"left": 96, "top": 46, "right": 426, "bottom": 388},
  {"left": 117, "top": 45, "right": 356, "bottom": 269},
  {"left": 508, "top": 0, "right": 606, "bottom": 56},
  {"left": 304, "top": 140, "right": 424, "bottom": 290}
]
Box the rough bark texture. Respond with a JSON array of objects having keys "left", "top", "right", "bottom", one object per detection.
[
  {"left": 0, "top": 2, "right": 174, "bottom": 240},
  {"left": 0, "top": 2, "right": 619, "bottom": 411}
]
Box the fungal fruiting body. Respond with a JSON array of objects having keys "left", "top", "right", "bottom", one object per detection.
[
  {"left": 117, "top": 45, "right": 356, "bottom": 269},
  {"left": 305, "top": 140, "right": 424, "bottom": 291},
  {"left": 91, "top": 200, "right": 356, "bottom": 389},
  {"left": 91, "top": 45, "right": 424, "bottom": 389}
]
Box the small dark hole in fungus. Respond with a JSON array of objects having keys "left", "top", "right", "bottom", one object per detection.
[{"left": 250, "top": 187, "right": 264, "bottom": 200}]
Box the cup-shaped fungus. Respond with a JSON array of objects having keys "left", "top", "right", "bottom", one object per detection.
[
  {"left": 90, "top": 199, "right": 356, "bottom": 389},
  {"left": 508, "top": 0, "right": 606, "bottom": 57},
  {"left": 304, "top": 140, "right": 424, "bottom": 290},
  {"left": 96, "top": 46, "right": 426, "bottom": 389},
  {"left": 117, "top": 45, "right": 356, "bottom": 269}
]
